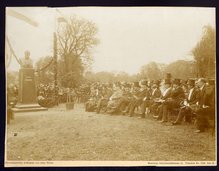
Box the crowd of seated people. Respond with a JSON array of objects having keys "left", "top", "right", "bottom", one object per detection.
[
  {"left": 36, "top": 83, "right": 91, "bottom": 107},
  {"left": 84, "top": 73, "right": 215, "bottom": 133}
]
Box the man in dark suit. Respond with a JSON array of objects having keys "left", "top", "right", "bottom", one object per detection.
[
  {"left": 172, "top": 79, "right": 199, "bottom": 125},
  {"left": 96, "top": 84, "right": 113, "bottom": 114},
  {"left": 160, "top": 79, "right": 185, "bottom": 123},
  {"left": 128, "top": 80, "right": 149, "bottom": 117},
  {"left": 142, "top": 80, "right": 161, "bottom": 117},
  {"left": 155, "top": 79, "right": 172, "bottom": 122},
  {"left": 195, "top": 78, "right": 215, "bottom": 133}
]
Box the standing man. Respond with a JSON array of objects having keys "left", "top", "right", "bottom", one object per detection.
[{"left": 195, "top": 78, "right": 215, "bottom": 133}]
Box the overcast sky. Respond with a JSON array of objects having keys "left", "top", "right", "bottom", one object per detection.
[{"left": 6, "top": 7, "right": 215, "bottom": 74}]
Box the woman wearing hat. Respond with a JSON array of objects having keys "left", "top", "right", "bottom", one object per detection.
[{"left": 105, "top": 83, "right": 123, "bottom": 114}]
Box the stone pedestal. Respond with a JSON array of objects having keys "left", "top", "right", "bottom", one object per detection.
[
  {"left": 18, "top": 68, "right": 37, "bottom": 104},
  {"left": 12, "top": 68, "right": 47, "bottom": 113}
]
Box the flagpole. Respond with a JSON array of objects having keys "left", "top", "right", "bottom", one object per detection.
[{"left": 54, "top": 9, "right": 58, "bottom": 104}]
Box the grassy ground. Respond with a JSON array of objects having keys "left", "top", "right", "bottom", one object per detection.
[{"left": 6, "top": 104, "right": 216, "bottom": 161}]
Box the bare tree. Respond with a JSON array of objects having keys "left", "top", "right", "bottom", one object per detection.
[{"left": 57, "top": 15, "right": 99, "bottom": 73}]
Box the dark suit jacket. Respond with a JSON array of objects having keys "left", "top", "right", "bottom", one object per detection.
[
  {"left": 200, "top": 85, "right": 215, "bottom": 108},
  {"left": 137, "top": 88, "right": 150, "bottom": 99},
  {"left": 198, "top": 85, "right": 207, "bottom": 107},
  {"left": 187, "top": 88, "right": 200, "bottom": 105},
  {"left": 171, "top": 86, "right": 185, "bottom": 100}
]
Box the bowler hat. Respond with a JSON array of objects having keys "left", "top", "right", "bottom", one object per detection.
[
  {"left": 187, "top": 79, "right": 196, "bottom": 86},
  {"left": 134, "top": 81, "right": 140, "bottom": 87},
  {"left": 173, "top": 79, "right": 181, "bottom": 85},
  {"left": 164, "top": 79, "right": 171, "bottom": 85},
  {"left": 124, "top": 83, "right": 131, "bottom": 88},
  {"left": 180, "top": 79, "right": 187, "bottom": 85},
  {"left": 140, "top": 80, "right": 148, "bottom": 86},
  {"left": 166, "top": 73, "right": 172, "bottom": 79},
  {"left": 153, "top": 80, "right": 160, "bottom": 86}
]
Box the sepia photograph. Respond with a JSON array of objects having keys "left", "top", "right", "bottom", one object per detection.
[{"left": 5, "top": 7, "right": 216, "bottom": 167}]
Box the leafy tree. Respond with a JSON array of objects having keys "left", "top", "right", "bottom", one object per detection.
[
  {"left": 7, "top": 71, "right": 19, "bottom": 85},
  {"left": 192, "top": 25, "right": 216, "bottom": 77},
  {"left": 140, "top": 62, "right": 162, "bottom": 80},
  {"left": 164, "top": 60, "right": 196, "bottom": 79},
  {"left": 35, "top": 56, "right": 54, "bottom": 84}
]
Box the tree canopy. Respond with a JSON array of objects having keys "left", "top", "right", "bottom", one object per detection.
[{"left": 192, "top": 25, "right": 216, "bottom": 78}]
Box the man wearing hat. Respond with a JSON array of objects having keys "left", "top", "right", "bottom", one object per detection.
[
  {"left": 141, "top": 80, "right": 161, "bottom": 118},
  {"left": 116, "top": 83, "right": 133, "bottom": 114},
  {"left": 96, "top": 83, "right": 113, "bottom": 114},
  {"left": 127, "top": 80, "right": 149, "bottom": 117},
  {"left": 122, "top": 81, "right": 140, "bottom": 115},
  {"left": 172, "top": 79, "right": 200, "bottom": 125},
  {"left": 162, "top": 78, "right": 185, "bottom": 122},
  {"left": 154, "top": 79, "right": 172, "bottom": 121},
  {"left": 195, "top": 78, "right": 215, "bottom": 133}
]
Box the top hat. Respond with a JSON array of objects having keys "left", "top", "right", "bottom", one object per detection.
[
  {"left": 114, "top": 82, "right": 121, "bottom": 87},
  {"left": 153, "top": 80, "right": 160, "bottom": 86},
  {"left": 173, "top": 78, "right": 181, "bottom": 85},
  {"left": 133, "top": 81, "right": 140, "bottom": 87},
  {"left": 164, "top": 79, "right": 171, "bottom": 85},
  {"left": 208, "top": 79, "right": 215, "bottom": 85},
  {"left": 140, "top": 80, "right": 148, "bottom": 86},
  {"left": 180, "top": 79, "right": 187, "bottom": 85},
  {"left": 166, "top": 73, "right": 172, "bottom": 79},
  {"left": 150, "top": 80, "right": 154, "bottom": 84},
  {"left": 123, "top": 82, "right": 131, "bottom": 88},
  {"left": 187, "top": 79, "right": 196, "bottom": 86},
  {"left": 108, "top": 83, "right": 113, "bottom": 88}
]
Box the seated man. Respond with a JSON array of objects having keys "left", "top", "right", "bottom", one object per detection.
[
  {"left": 142, "top": 80, "right": 161, "bottom": 117},
  {"left": 85, "top": 86, "right": 100, "bottom": 112},
  {"left": 195, "top": 78, "right": 215, "bottom": 133},
  {"left": 116, "top": 83, "right": 133, "bottom": 114},
  {"left": 162, "top": 78, "right": 185, "bottom": 123},
  {"left": 155, "top": 79, "right": 172, "bottom": 122},
  {"left": 172, "top": 79, "right": 199, "bottom": 125},
  {"left": 122, "top": 81, "right": 140, "bottom": 115},
  {"left": 128, "top": 80, "right": 148, "bottom": 117},
  {"left": 96, "top": 84, "right": 113, "bottom": 114}
]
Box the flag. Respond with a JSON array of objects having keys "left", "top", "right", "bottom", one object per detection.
[
  {"left": 57, "top": 17, "right": 66, "bottom": 23},
  {"left": 7, "top": 9, "right": 38, "bottom": 27}
]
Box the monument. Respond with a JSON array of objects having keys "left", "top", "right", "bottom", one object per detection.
[{"left": 12, "top": 51, "right": 47, "bottom": 113}]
